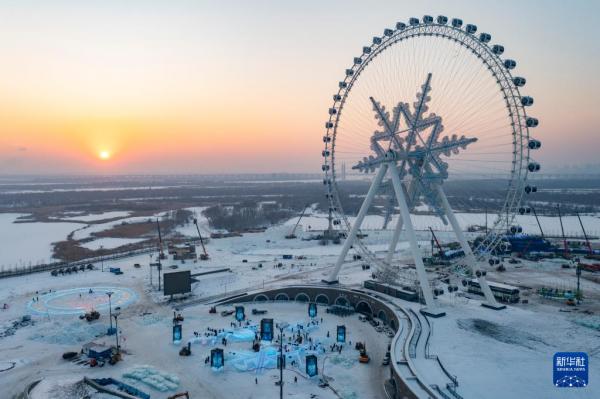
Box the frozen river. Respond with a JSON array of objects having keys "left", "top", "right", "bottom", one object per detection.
[{"left": 0, "top": 213, "right": 81, "bottom": 269}]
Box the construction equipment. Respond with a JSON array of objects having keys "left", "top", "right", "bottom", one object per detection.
[
  {"left": 576, "top": 212, "right": 593, "bottom": 256},
  {"left": 382, "top": 351, "right": 391, "bottom": 365},
  {"left": 193, "top": 218, "right": 209, "bottom": 260},
  {"left": 359, "top": 347, "right": 370, "bottom": 363},
  {"left": 532, "top": 207, "right": 545, "bottom": 239},
  {"left": 173, "top": 311, "right": 184, "bottom": 323},
  {"left": 167, "top": 392, "right": 189, "bottom": 399},
  {"left": 179, "top": 342, "right": 191, "bottom": 356},
  {"left": 285, "top": 205, "right": 309, "bottom": 239},
  {"left": 429, "top": 227, "right": 444, "bottom": 258},
  {"left": 108, "top": 352, "right": 122, "bottom": 365},
  {"left": 80, "top": 310, "right": 100, "bottom": 322},
  {"left": 62, "top": 351, "right": 78, "bottom": 360}
]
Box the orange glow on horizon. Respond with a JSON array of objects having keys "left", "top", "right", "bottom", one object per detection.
[{"left": 99, "top": 150, "right": 111, "bottom": 160}]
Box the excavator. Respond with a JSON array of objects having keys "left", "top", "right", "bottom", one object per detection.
[
  {"left": 193, "top": 218, "right": 209, "bottom": 260},
  {"left": 167, "top": 392, "right": 189, "bottom": 399},
  {"left": 285, "top": 205, "right": 309, "bottom": 239}
]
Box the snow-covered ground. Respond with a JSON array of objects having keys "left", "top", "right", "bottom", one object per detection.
[
  {"left": 286, "top": 212, "right": 600, "bottom": 237},
  {"left": 1, "top": 213, "right": 599, "bottom": 398},
  {"left": 58, "top": 211, "right": 132, "bottom": 222},
  {"left": 80, "top": 237, "right": 146, "bottom": 250}
]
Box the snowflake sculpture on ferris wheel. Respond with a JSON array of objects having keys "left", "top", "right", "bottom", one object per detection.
[{"left": 354, "top": 73, "right": 476, "bottom": 224}]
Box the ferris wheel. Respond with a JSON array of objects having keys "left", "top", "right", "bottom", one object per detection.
[{"left": 321, "top": 16, "right": 541, "bottom": 311}]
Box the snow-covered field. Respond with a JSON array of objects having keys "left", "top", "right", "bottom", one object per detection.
[
  {"left": 3, "top": 205, "right": 600, "bottom": 271},
  {"left": 1, "top": 210, "right": 600, "bottom": 398},
  {"left": 56, "top": 211, "right": 132, "bottom": 222},
  {"left": 286, "top": 212, "right": 600, "bottom": 237},
  {"left": 80, "top": 237, "right": 146, "bottom": 250},
  {"left": 0, "top": 214, "right": 81, "bottom": 268}
]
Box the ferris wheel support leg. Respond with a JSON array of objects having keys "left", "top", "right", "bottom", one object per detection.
[
  {"left": 435, "top": 185, "right": 505, "bottom": 310},
  {"left": 385, "top": 215, "right": 404, "bottom": 265},
  {"left": 388, "top": 163, "right": 443, "bottom": 317},
  {"left": 324, "top": 164, "right": 389, "bottom": 284}
]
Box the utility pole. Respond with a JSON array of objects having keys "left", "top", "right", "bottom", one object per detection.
[
  {"left": 557, "top": 205, "right": 569, "bottom": 258},
  {"left": 106, "top": 291, "right": 114, "bottom": 334},
  {"left": 113, "top": 313, "right": 120, "bottom": 352},
  {"left": 276, "top": 322, "right": 288, "bottom": 399},
  {"left": 576, "top": 264, "right": 582, "bottom": 305},
  {"left": 279, "top": 328, "right": 283, "bottom": 399},
  {"left": 100, "top": 245, "right": 104, "bottom": 272},
  {"left": 149, "top": 254, "right": 153, "bottom": 288},
  {"left": 158, "top": 260, "right": 162, "bottom": 292},
  {"left": 485, "top": 207, "right": 488, "bottom": 234}
]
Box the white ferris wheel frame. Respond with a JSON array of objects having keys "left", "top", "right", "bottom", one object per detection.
[{"left": 321, "top": 16, "right": 541, "bottom": 312}]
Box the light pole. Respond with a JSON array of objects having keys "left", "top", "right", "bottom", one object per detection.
[
  {"left": 112, "top": 312, "right": 120, "bottom": 353},
  {"left": 100, "top": 245, "right": 104, "bottom": 272},
  {"left": 106, "top": 291, "right": 114, "bottom": 333},
  {"left": 576, "top": 264, "right": 582, "bottom": 304},
  {"left": 276, "top": 322, "right": 289, "bottom": 399}
]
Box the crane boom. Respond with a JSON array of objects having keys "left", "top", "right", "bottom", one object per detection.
[
  {"left": 531, "top": 207, "right": 545, "bottom": 238},
  {"left": 428, "top": 227, "right": 444, "bottom": 258},
  {"left": 285, "top": 205, "right": 309, "bottom": 239},
  {"left": 576, "top": 212, "right": 593, "bottom": 255},
  {"left": 193, "top": 218, "right": 209, "bottom": 260}
]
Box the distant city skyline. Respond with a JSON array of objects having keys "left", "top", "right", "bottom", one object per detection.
[{"left": 0, "top": 0, "right": 598, "bottom": 174}]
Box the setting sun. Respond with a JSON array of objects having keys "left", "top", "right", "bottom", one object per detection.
[{"left": 99, "top": 150, "right": 111, "bottom": 160}]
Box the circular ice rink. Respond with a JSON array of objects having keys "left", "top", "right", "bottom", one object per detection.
[{"left": 27, "top": 286, "right": 138, "bottom": 315}]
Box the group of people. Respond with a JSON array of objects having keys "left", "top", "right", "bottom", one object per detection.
[{"left": 194, "top": 327, "right": 226, "bottom": 338}]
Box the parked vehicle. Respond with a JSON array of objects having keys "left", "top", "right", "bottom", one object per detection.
[{"left": 382, "top": 351, "right": 391, "bottom": 365}]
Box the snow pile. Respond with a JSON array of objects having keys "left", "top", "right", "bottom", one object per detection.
[
  {"left": 30, "top": 377, "right": 96, "bottom": 399},
  {"left": 327, "top": 354, "right": 355, "bottom": 369},
  {"left": 28, "top": 320, "right": 107, "bottom": 345},
  {"left": 123, "top": 365, "right": 180, "bottom": 392},
  {"left": 228, "top": 346, "right": 279, "bottom": 372},
  {"left": 220, "top": 327, "right": 256, "bottom": 342}
]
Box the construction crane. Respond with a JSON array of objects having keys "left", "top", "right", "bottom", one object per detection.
[
  {"left": 429, "top": 227, "right": 444, "bottom": 258},
  {"left": 193, "top": 218, "right": 209, "bottom": 260},
  {"left": 285, "top": 205, "right": 309, "bottom": 239},
  {"left": 531, "top": 207, "right": 545, "bottom": 238},
  {"left": 557, "top": 205, "right": 569, "bottom": 258},
  {"left": 576, "top": 212, "right": 593, "bottom": 255}
]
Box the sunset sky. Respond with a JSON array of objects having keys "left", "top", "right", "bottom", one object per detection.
[{"left": 0, "top": 0, "right": 598, "bottom": 174}]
